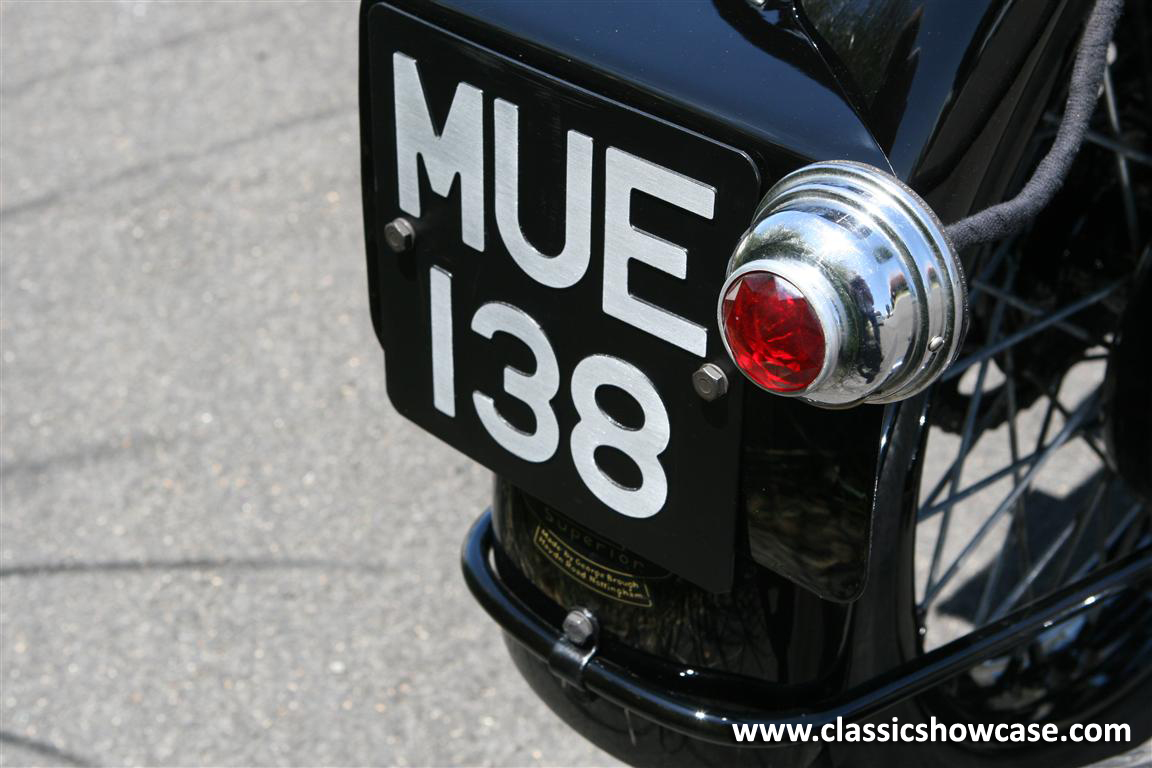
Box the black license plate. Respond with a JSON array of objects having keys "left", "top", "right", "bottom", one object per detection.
[{"left": 365, "top": 6, "right": 761, "bottom": 591}]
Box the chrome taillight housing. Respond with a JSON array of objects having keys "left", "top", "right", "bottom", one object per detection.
[{"left": 718, "top": 161, "right": 968, "bottom": 408}]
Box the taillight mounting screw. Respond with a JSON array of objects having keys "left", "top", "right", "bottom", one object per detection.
[
  {"left": 384, "top": 216, "right": 416, "bottom": 253},
  {"left": 692, "top": 363, "right": 729, "bottom": 401}
]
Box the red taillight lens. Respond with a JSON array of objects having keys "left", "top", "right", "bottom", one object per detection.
[{"left": 721, "top": 271, "right": 826, "bottom": 393}]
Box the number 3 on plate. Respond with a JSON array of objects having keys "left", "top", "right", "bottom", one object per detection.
[
  {"left": 428, "top": 268, "right": 670, "bottom": 518},
  {"left": 470, "top": 302, "right": 560, "bottom": 464}
]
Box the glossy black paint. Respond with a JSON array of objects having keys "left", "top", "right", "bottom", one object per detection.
[
  {"left": 363, "top": 4, "right": 762, "bottom": 591},
  {"left": 493, "top": 479, "right": 854, "bottom": 684},
  {"left": 464, "top": 508, "right": 1152, "bottom": 749},
  {"left": 373, "top": 0, "right": 890, "bottom": 183},
  {"left": 360, "top": 0, "right": 894, "bottom": 600},
  {"left": 357, "top": 0, "right": 1146, "bottom": 764},
  {"left": 801, "top": 0, "right": 1094, "bottom": 217},
  {"left": 741, "top": 394, "right": 883, "bottom": 602}
]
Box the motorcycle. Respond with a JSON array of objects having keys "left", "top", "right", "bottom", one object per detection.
[{"left": 357, "top": 0, "right": 1151, "bottom": 764}]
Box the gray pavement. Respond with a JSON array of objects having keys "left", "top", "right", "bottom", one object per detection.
[
  {"left": 0, "top": 2, "right": 1147, "bottom": 767},
  {"left": 0, "top": 2, "right": 616, "bottom": 765}
]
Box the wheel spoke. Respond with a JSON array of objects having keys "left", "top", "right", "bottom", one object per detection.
[
  {"left": 972, "top": 349, "right": 1027, "bottom": 624},
  {"left": 988, "top": 475, "right": 1112, "bottom": 622},
  {"left": 1033, "top": 391, "right": 1058, "bottom": 456},
  {"left": 919, "top": 451, "right": 1042, "bottom": 521},
  {"left": 918, "top": 33, "right": 1149, "bottom": 656},
  {"left": 964, "top": 239, "right": 1016, "bottom": 301},
  {"left": 926, "top": 264, "right": 1016, "bottom": 592},
  {"left": 1101, "top": 60, "right": 1141, "bottom": 249},
  {"left": 1026, "top": 372, "right": 1112, "bottom": 467},
  {"left": 1070, "top": 502, "right": 1147, "bottom": 581},
  {"left": 968, "top": 280, "right": 1109, "bottom": 347},
  {"left": 1043, "top": 112, "right": 1152, "bottom": 167},
  {"left": 922, "top": 390, "right": 1101, "bottom": 608},
  {"left": 986, "top": 517, "right": 1077, "bottom": 623},
  {"left": 1050, "top": 476, "right": 1113, "bottom": 588},
  {"left": 941, "top": 281, "right": 1124, "bottom": 383},
  {"left": 919, "top": 387, "right": 1011, "bottom": 511}
]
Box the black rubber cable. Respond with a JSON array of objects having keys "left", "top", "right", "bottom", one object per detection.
[{"left": 944, "top": 0, "right": 1125, "bottom": 252}]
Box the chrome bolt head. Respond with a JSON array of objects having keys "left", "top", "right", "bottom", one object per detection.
[
  {"left": 692, "top": 363, "right": 729, "bottom": 401},
  {"left": 561, "top": 608, "right": 598, "bottom": 647},
  {"left": 383, "top": 217, "right": 416, "bottom": 253}
]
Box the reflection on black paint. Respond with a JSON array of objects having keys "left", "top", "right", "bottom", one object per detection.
[{"left": 742, "top": 394, "right": 883, "bottom": 602}]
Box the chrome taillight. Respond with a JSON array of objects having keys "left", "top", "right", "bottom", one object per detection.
[{"left": 717, "top": 161, "right": 968, "bottom": 408}]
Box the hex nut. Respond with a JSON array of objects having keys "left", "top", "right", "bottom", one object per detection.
[
  {"left": 383, "top": 217, "right": 416, "bottom": 253},
  {"left": 692, "top": 363, "right": 729, "bottom": 401}
]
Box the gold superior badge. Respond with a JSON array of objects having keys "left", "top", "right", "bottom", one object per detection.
[{"left": 533, "top": 525, "right": 654, "bottom": 607}]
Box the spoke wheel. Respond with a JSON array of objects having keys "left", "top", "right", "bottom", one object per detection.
[{"left": 911, "top": 15, "right": 1152, "bottom": 740}]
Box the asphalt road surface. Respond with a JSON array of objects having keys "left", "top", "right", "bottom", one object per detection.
[{"left": 0, "top": 3, "right": 1148, "bottom": 767}]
